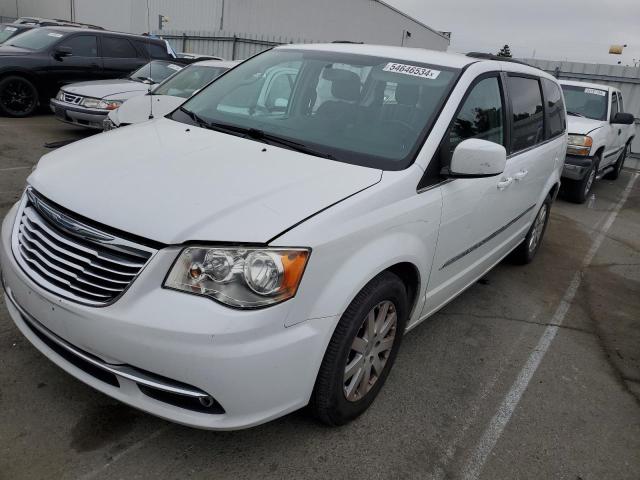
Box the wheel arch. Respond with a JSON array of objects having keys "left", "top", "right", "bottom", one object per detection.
[
  {"left": 0, "top": 69, "right": 43, "bottom": 104},
  {"left": 385, "top": 262, "right": 421, "bottom": 319},
  {"left": 286, "top": 231, "right": 432, "bottom": 328}
]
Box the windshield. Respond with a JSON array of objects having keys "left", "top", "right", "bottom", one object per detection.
[
  {"left": 561, "top": 85, "right": 608, "bottom": 121},
  {"left": 0, "top": 25, "right": 21, "bottom": 44},
  {"left": 129, "top": 61, "right": 184, "bottom": 84},
  {"left": 173, "top": 49, "right": 459, "bottom": 170},
  {"left": 154, "top": 65, "right": 229, "bottom": 98},
  {"left": 6, "top": 28, "right": 66, "bottom": 50}
]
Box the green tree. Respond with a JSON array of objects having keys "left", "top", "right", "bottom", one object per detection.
[{"left": 497, "top": 44, "right": 512, "bottom": 58}]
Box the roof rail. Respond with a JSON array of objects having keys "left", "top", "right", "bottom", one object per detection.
[
  {"left": 466, "top": 52, "right": 531, "bottom": 66},
  {"left": 331, "top": 40, "right": 364, "bottom": 44}
]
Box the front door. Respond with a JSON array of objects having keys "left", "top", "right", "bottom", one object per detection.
[
  {"left": 423, "top": 73, "right": 546, "bottom": 317},
  {"left": 48, "top": 34, "right": 102, "bottom": 91}
]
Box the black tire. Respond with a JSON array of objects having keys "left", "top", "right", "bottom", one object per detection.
[
  {"left": 604, "top": 143, "right": 629, "bottom": 180},
  {"left": 0, "top": 75, "right": 39, "bottom": 117},
  {"left": 563, "top": 153, "right": 599, "bottom": 204},
  {"left": 311, "top": 271, "right": 408, "bottom": 426},
  {"left": 510, "top": 195, "right": 552, "bottom": 264}
]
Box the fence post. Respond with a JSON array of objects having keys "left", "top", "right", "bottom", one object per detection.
[
  {"left": 232, "top": 35, "right": 237, "bottom": 60},
  {"left": 181, "top": 33, "right": 187, "bottom": 53}
]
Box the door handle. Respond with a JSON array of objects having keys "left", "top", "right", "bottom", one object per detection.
[
  {"left": 497, "top": 177, "right": 513, "bottom": 190},
  {"left": 514, "top": 170, "right": 528, "bottom": 181},
  {"left": 89, "top": 63, "right": 100, "bottom": 69}
]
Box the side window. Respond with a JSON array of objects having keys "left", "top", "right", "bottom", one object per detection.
[
  {"left": 610, "top": 92, "right": 619, "bottom": 120},
  {"left": 447, "top": 76, "right": 504, "bottom": 153},
  {"left": 102, "top": 37, "right": 138, "bottom": 58},
  {"left": 617, "top": 92, "right": 624, "bottom": 113},
  {"left": 541, "top": 78, "right": 566, "bottom": 139},
  {"left": 58, "top": 35, "right": 97, "bottom": 57},
  {"left": 145, "top": 42, "right": 171, "bottom": 59},
  {"left": 507, "top": 76, "right": 544, "bottom": 152},
  {"left": 264, "top": 73, "right": 295, "bottom": 111}
]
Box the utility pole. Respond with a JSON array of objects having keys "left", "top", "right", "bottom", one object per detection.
[{"left": 220, "top": 0, "right": 225, "bottom": 30}]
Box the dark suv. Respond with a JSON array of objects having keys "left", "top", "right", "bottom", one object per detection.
[{"left": 0, "top": 26, "right": 176, "bottom": 117}]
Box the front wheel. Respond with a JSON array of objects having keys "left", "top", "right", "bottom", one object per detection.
[
  {"left": 0, "top": 75, "right": 39, "bottom": 117},
  {"left": 563, "top": 154, "right": 599, "bottom": 204},
  {"left": 510, "top": 196, "right": 551, "bottom": 264},
  {"left": 311, "top": 271, "right": 408, "bottom": 426}
]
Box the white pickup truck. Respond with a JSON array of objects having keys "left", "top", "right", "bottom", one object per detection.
[{"left": 559, "top": 80, "right": 635, "bottom": 203}]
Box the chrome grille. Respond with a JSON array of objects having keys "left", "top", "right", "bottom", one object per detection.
[
  {"left": 62, "top": 92, "right": 83, "bottom": 105},
  {"left": 12, "top": 188, "right": 156, "bottom": 306}
]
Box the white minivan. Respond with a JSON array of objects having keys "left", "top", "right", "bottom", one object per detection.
[{"left": 0, "top": 44, "right": 566, "bottom": 430}]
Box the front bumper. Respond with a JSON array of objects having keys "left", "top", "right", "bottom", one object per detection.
[
  {"left": 1, "top": 203, "right": 334, "bottom": 430},
  {"left": 562, "top": 154, "right": 594, "bottom": 181},
  {"left": 49, "top": 99, "right": 108, "bottom": 130}
]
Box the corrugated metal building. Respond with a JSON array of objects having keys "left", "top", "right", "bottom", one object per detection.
[
  {"left": 0, "top": 0, "right": 450, "bottom": 54},
  {"left": 522, "top": 58, "right": 640, "bottom": 155}
]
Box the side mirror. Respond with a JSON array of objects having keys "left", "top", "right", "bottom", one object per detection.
[
  {"left": 53, "top": 46, "right": 72, "bottom": 60},
  {"left": 611, "top": 112, "right": 635, "bottom": 125},
  {"left": 449, "top": 139, "right": 507, "bottom": 178}
]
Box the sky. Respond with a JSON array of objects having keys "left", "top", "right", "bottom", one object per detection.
[{"left": 387, "top": 0, "right": 640, "bottom": 66}]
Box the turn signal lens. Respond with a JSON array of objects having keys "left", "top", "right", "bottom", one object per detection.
[{"left": 567, "top": 135, "right": 593, "bottom": 156}]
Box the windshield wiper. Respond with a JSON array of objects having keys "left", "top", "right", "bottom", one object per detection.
[
  {"left": 131, "top": 76, "right": 155, "bottom": 84},
  {"left": 177, "top": 113, "right": 338, "bottom": 160},
  {"left": 244, "top": 129, "right": 338, "bottom": 160},
  {"left": 567, "top": 111, "right": 585, "bottom": 117},
  {"left": 178, "top": 106, "right": 212, "bottom": 129}
]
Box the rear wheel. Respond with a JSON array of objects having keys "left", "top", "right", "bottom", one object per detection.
[
  {"left": 563, "top": 154, "right": 599, "bottom": 204},
  {"left": 311, "top": 271, "right": 408, "bottom": 426},
  {"left": 605, "top": 143, "right": 629, "bottom": 180},
  {"left": 510, "top": 195, "right": 551, "bottom": 264},
  {"left": 0, "top": 75, "right": 39, "bottom": 117}
]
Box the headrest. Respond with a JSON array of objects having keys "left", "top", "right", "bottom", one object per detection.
[
  {"left": 322, "top": 67, "right": 361, "bottom": 101},
  {"left": 395, "top": 84, "right": 420, "bottom": 106}
]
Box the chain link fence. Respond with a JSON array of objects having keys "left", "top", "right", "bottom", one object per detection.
[{"left": 156, "top": 30, "right": 316, "bottom": 60}]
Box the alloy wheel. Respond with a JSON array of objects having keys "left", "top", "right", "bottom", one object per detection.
[
  {"left": 528, "top": 204, "right": 548, "bottom": 255},
  {"left": 0, "top": 79, "right": 36, "bottom": 115},
  {"left": 343, "top": 300, "right": 397, "bottom": 402}
]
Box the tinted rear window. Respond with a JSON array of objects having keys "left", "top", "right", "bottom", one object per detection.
[
  {"left": 102, "top": 36, "right": 138, "bottom": 58},
  {"left": 136, "top": 41, "right": 171, "bottom": 59},
  {"left": 507, "top": 76, "right": 544, "bottom": 152},
  {"left": 541, "top": 78, "right": 565, "bottom": 139}
]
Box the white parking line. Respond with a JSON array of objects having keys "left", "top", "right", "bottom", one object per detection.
[
  {"left": 460, "top": 172, "right": 639, "bottom": 480},
  {"left": 0, "top": 166, "right": 31, "bottom": 172}
]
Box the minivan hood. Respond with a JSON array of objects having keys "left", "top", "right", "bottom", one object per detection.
[
  {"left": 29, "top": 118, "right": 382, "bottom": 244},
  {"left": 62, "top": 79, "right": 150, "bottom": 99},
  {"left": 110, "top": 94, "right": 185, "bottom": 126},
  {"left": 566, "top": 115, "right": 606, "bottom": 135}
]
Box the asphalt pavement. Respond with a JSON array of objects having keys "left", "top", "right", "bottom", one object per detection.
[{"left": 1, "top": 116, "right": 638, "bottom": 480}]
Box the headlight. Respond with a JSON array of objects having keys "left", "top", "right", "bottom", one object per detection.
[
  {"left": 81, "top": 97, "right": 101, "bottom": 108},
  {"left": 56, "top": 90, "right": 64, "bottom": 100},
  {"left": 164, "top": 247, "right": 310, "bottom": 308},
  {"left": 98, "top": 99, "right": 123, "bottom": 110},
  {"left": 567, "top": 135, "right": 592, "bottom": 156}
]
